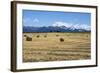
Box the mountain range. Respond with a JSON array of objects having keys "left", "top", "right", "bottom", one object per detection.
[{"left": 23, "top": 25, "right": 91, "bottom": 33}]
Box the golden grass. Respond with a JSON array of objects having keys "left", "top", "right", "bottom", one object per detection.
[{"left": 23, "top": 32, "right": 91, "bottom": 62}]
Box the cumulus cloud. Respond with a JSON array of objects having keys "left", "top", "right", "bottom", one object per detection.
[
  {"left": 23, "top": 18, "right": 30, "bottom": 23},
  {"left": 23, "top": 18, "right": 40, "bottom": 26},
  {"left": 33, "top": 18, "right": 39, "bottom": 23},
  {"left": 52, "top": 21, "right": 90, "bottom": 30}
]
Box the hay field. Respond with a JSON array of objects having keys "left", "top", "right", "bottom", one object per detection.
[{"left": 23, "top": 32, "right": 91, "bottom": 62}]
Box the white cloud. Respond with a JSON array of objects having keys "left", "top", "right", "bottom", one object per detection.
[
  {"left": 33, "top": 18, "right": 39, "bottom": 23},
  {"left": 23, "top": 18, "right": 40, "bottom": 26},
  {"left": 52, "top": 21, "right": 90, "bottom": 30},
  {"left": 23, "top": 18, "right": 30, "bottom": 23}
]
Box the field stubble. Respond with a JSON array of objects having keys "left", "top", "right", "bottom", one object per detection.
[{"left": 23, "top": 32, "right": 91, "bottom": 62}]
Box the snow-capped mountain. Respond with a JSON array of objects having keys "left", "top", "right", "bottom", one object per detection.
[
  {"left": 23, "top": 25, "right": 91, "bottom": 33},
  {"left": 52, "top": 21, "right": 90, "bottom": 31}
]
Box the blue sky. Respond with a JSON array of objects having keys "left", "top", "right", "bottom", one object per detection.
[{"left": 23, "top": 10, "right": 91, "bottom": 30}]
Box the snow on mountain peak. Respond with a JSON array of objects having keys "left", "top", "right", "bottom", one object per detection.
[{"left": 52, "top": 21, "right": 90, "bottom": 30}]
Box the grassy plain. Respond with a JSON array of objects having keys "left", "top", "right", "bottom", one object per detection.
[{"left": 23, "top": 32, "right": 91, "bottom": 62}]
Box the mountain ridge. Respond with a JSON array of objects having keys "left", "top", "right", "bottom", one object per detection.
[{"left": 23, "top": 26, "right": 91, "bottom": 33}]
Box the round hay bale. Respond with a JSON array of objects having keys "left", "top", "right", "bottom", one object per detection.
[
  {"left": 26, "top": 36, "right": 32, "bottom": 41},
  {"left": 59, "top": 38, "right": 64, "bottom": 42}
]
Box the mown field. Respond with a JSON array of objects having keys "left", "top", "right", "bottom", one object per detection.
[{"left": 23, "top": 32, "right": 91, "bottom": 62}]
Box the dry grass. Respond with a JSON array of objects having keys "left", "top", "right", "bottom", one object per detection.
[{"left": 23, "top": 32, "right": 91, "bottom": 62}]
